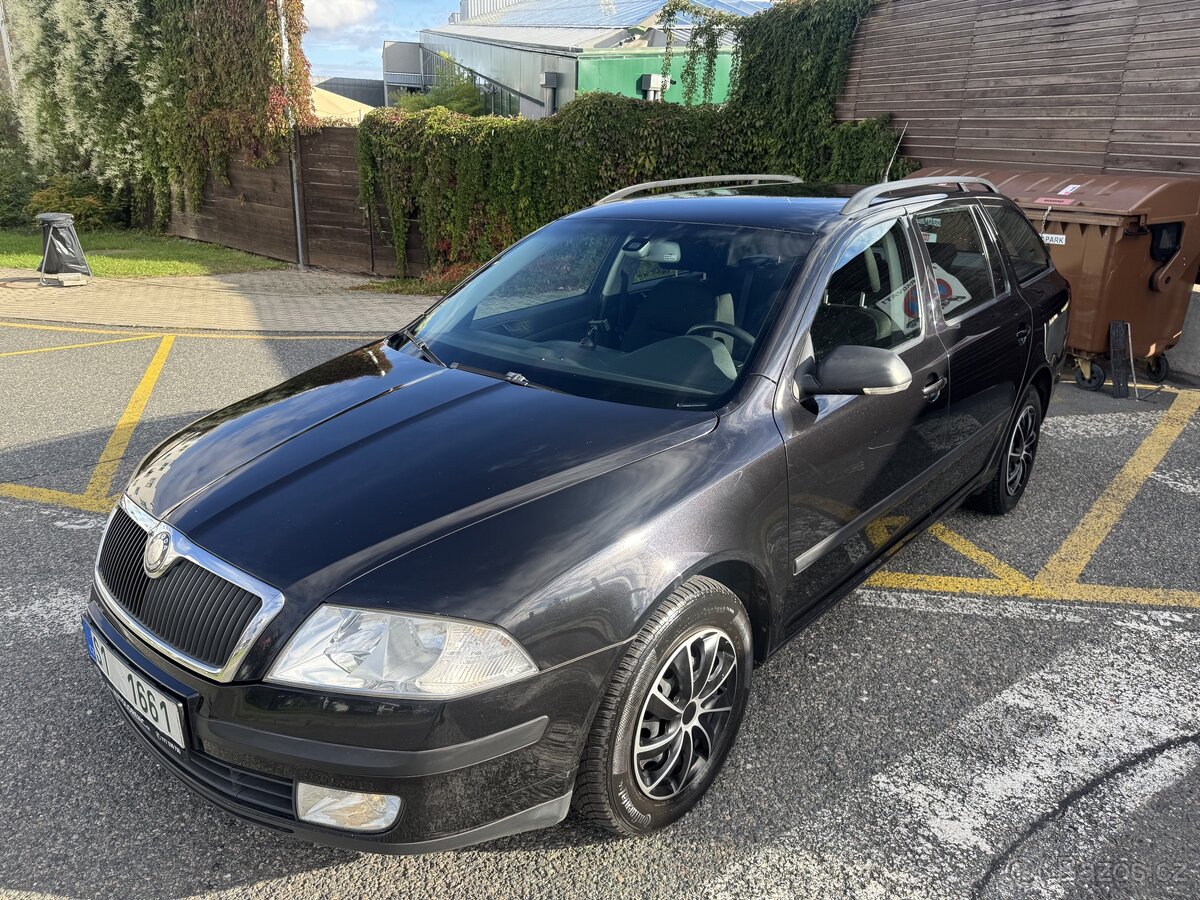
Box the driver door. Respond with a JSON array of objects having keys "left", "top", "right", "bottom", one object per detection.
[{"left": 773, "top": 215, "right": 954, "bottom": 632}]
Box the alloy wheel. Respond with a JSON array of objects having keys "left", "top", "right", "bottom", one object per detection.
[
  {"left": 632, "top": 627, "right": 737, "bottom": 800},
  {"left": 1006, "top": 404, "right": 1039, "bottom": 496}
]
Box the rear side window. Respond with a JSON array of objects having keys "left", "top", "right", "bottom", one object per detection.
[
  {"left": 987, "top": 204, "right": 1053, "bottom": 282},
  {"left": 914, "top": 207, "right": 999, "bottom": 320}
]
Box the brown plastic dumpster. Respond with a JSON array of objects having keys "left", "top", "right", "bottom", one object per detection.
[{"left": 912, "top": 168, "right": 1200, "bottom": 388}]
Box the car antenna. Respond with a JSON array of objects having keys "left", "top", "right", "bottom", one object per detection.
[{"left": 882, "top": 121, "right": 909, "bottom": 183}]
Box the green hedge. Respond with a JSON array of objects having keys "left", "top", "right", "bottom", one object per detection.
[{"left": 360, "top": 0, "right": 911, "bottom": 277}]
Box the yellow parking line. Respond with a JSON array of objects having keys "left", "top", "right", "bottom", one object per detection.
[
  {"left": 0, "top": 335, "right": 160, "bottom": 358},
  {"left": 0, "top": 320, "right": 373, "bottom": 341},
  {"left": 0, "top": 483, "right": 115, "bottom": 514},
  {"left": 1037, "top": 390, "right": 1200, "bottom": 587},
  {"left": 0, "top": 320, "right": 152, "bottom": 336},
  {"left": 82, "top": 335, "right": 175, "bottom": 501}
]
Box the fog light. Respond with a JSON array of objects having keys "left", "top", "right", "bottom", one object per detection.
[{"left": 295, "top": 782, "right": 402, "bottom": 832}]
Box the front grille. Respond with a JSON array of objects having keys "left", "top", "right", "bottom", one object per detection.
[
  {"left": 116, "top": 701, "right": 294, "bottom": 819},
  {"left": 97, "top": 507, "right": 262, "bottom": 670}
]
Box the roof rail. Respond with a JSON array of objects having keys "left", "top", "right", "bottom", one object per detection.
[
  {"left": 594, "top": 174, "right": 804, "bottom": 205},
  {"left": 840, "top": 176, "right": 999, "bottom": 216}
]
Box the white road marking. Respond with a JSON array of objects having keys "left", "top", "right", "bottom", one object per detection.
[
  {"left": 1, "top": 586, "right": 90, "bottom": 636},
  {"left": 706, "top": 593, "right": 1200, "bottom": 899},
  {"left": 53, "top": 513, "right": 106, "bottom": 530},
  {"left": 1148, "top": 466, "right": 1200, "bottom": 496},
  {"left": 986, "top": 742, "right": 1200, "bottom": 899},
  {"left": 1042, "top": 411, "right": 1161, "bottom": 439}
]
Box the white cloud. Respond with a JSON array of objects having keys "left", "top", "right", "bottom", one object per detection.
[{"left": 305, "top": 0, "right": 379, "bottom": 32}]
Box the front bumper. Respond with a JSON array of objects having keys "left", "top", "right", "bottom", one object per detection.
[{"left": 85, "top": 595, "right": 621, "bottom": 853}]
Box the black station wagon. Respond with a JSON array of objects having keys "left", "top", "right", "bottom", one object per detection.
[{"left": 82, "top": 175, "right": 1069, "bottom": 851}]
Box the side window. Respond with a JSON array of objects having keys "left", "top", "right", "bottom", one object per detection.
[
  {"left": 810, "top": 219, "right": 921, "bottom": 361},
  {"left": 473, "top": 233, "right": 611, "bottom": 319},
  {"left": 986, "top": 203, "right": 1053, "bottom": 282},
  {"left": 914, "top": 207, "right": 999, "bottom": 320}
]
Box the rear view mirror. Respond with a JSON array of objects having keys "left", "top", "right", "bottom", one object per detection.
[{"left": 796, "top": 345, "right": 913, "bottom": 396}]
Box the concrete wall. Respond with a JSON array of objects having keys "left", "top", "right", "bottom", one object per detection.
[
  {"left": 383, "top": 40, "right": 424, "bottom": 74},
  {"left": 1171, "top": 290, "right": 1200, "bottom": 384}
]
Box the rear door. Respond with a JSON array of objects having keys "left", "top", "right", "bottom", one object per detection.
[
  {"left": 913, "top": 202, "right": 1033, "bottom": 489},
  {"left": 775, "top": 214, "right": 952, "bottom": 631},
  {"left": 980, "top": 200, "right": 1071, "bottom": 371}
]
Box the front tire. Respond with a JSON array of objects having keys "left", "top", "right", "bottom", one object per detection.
[
  {"left": 573, "top": 577, "right": 752, "bottom": 836},
  {"left": 967, "top": 386, "right": 1043, "bottom": 515}
]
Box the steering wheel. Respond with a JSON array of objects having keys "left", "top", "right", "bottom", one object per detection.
[{"left": 685, "top": 321, "right": 756, "bottom": 350}]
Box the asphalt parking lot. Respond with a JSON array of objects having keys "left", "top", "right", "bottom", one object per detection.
[{"left": 2, "top": 319, "right": 1199, "bottom": 900}]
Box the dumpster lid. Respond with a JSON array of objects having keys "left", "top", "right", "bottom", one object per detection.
[
  {"left": 35, "top": 212, "right": 76, "bottom": 226},
  {"left": 909, "top": 168, "right": 1200, "bottom": 223}
]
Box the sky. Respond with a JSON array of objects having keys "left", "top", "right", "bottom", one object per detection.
[{"left": 302, "top": 0, "right": 459, "bottom": 79}]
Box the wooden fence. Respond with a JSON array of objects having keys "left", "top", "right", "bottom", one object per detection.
[
  {"left": 838, "top": 0, "right": 1200, "bottom": 176},
  {"left": 168, "top": 127, "right": 425, "bottom": 276}
]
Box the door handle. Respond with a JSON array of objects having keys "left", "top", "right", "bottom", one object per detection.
[
  {"left": 1016, "top": 322, "right": 1032, "bottom": 346},
  {"left": 923, "top": 374, "right": 947, "bottom": 402}
]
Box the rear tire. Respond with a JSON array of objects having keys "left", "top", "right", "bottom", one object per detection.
[
  {"left": 967, "top": 386, "right": 1043, "bottom": 516},
  {"left": 573, "top": 577, "right": 752, "bottom": 836}
]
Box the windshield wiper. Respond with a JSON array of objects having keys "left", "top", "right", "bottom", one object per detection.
[
  {"left": 397, "top": 327, "right": 448, "bottom": 368},
  {"left": 449, "top": 362, "right": 557, "bottom": 393}
]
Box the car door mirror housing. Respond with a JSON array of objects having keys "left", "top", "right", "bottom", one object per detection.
[{"left": 796, "top": 345, "right": 913, "bottom": 397}]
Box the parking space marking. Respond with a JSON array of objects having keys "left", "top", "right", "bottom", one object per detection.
[
  {"left": 0, "top": 321, "right": 370, "bottom": 514},
  {"left": 0, "top": 334, "right": 161, "bottom": 358},
  {"left": 1038, "top": 390, "right": 1200, "bottom": 587},
  {"left": 0, "top": 319, "right": 374, "bottom": 341},
  {"left": 705, "top": 604, "right": 1200, "bottom": 898},
  {"left": 83, "top": 335, "right": 175, "bottom": 501},
  {"left": 1, "top": 334, "right": 175, "bottom": 513},
  {"left": 874, "top": 389, "right": 1200, "bottom": 609}
]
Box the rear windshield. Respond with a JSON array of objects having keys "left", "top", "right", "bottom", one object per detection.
[{"left": 405, "top": 217, "right": 814, "bottom": 409}]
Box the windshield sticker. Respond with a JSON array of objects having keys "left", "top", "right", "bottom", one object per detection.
[
  {"left": 922, "top": 231, "right": 938, "bottom": 243},
  {"left": 1041, "top": 233, "right": 1066, "bottom": 246},
  {"left": 1058, "top": 184, "right": 1082, "bottom": 195}
]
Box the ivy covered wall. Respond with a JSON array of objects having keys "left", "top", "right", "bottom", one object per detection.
[
  {"left": 5, "top": 0, "right": 315, "bottom": 221},
  {"left": 360, "top": 0, "right": 910, "bottom": 277}
]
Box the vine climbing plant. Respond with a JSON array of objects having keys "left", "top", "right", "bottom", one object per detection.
[{"left": 6, "top": 0, "right": 316, "bottom": 221}]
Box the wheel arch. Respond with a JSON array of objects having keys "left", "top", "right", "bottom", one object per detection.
[
  {"left": 690, "top": 558, "right": 774, "bottom": 665},
  {"left": 1030, "top": 365, "right": 1053, "bottom": 414}
]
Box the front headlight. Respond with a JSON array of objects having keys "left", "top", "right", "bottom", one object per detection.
[{"left": 266, "top": 606, "right": 538, "bottom": 699}]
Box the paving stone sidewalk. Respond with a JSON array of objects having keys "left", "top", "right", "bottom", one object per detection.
[{"left": 0, "top": 267, "right": 437, "bottom": 333}]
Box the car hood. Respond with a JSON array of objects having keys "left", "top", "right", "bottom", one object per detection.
[{"left": 128, "top": 340, "right": 715, "bottom": 602}]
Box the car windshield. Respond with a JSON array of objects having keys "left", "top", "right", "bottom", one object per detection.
[{"left": 403, "top": 217, "right": 814, "bottom": 410}]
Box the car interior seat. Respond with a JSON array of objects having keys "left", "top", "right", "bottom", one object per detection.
[{"left": 620, "top": 279, "right": 734, "bottom": 351}]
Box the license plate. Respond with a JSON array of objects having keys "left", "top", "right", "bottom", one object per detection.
[{"left": 84, "top": 620, "right": 186, "bottom": 752}]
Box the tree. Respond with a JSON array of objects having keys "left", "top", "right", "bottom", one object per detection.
[{"left": 394, "top": 58, "right": 485, "bottom": 117}]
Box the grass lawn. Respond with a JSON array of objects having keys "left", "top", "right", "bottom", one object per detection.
[
  {"left": 0, "top": 228, "right": 287, "bottom": 277},
  {"left": 355, "top": 275, "right": 457, "bottom": 296}
]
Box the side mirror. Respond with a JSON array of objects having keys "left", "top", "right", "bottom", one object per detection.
[{"left": 796, "top": 345, "right": 913, "bottom": 397}]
